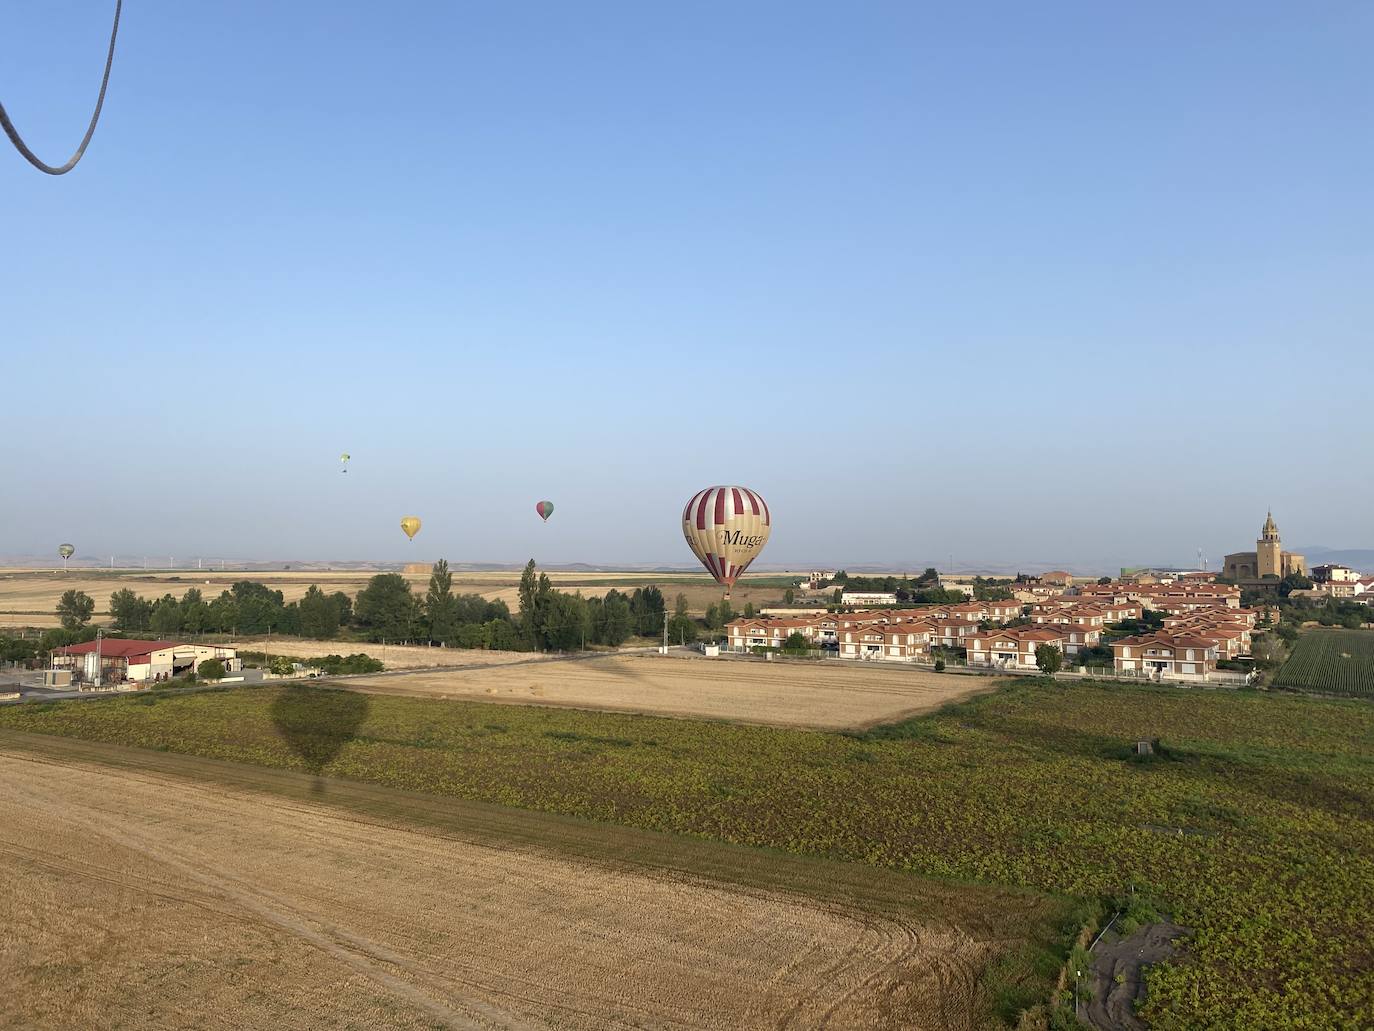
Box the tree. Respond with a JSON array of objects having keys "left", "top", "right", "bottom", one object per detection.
[
  {"left": 518, "top": 559, "right": 552, "bottom": 647},
  {"left": 299, "top": 584, "right": 341, "bottom": 639},
  {"left": 56, "top": 589, "right": 95, "bottom": 631},
  {"left": 1252, "top": 633, "right": 1287, "bottom": 667},
  {"left": 207, "top": 591, "right": 238, "bottom": 634},
  {"left": 1035, "top": 643, "right": 1063, "bottom": 676},
  {"left": 1097, "top": 576, "right": 1113, "bottom": 586},
  {"left": 627, "top": 586, "right": 665, "bottom": 636},
  {"left": 543, "top": 592, "right": 589, "bottom": 651},
  {"left": 665, "top": 593, "right": 698, "bottom": 645},
  {"left": 150, "top": 593, "right": 182, "bottom": 635},
  {"left": 180, "top": 588, "right": 207, "bottom": 634},
  {"left": 425, "top": 559, "right": 458, "bottom": 643},
  {"left": 232, "top": 581, "right": 287, "bottom": 634},
  {"left": 197, "top": 658, "right": 225, "bottom": 680},
  {"left": 355, "top": 574, "right": 417, "bottom": 641},
  {"left": 704, "top": 602, "right": 722, "bottom": 630},
  {"left": 781, "top": 632, "right": 808, "bottom": 655},
  {"left": 743, "top": 602, "right": 756, "bottom": 618},
  {"left": 332, "top": 591, "right": 354, "bottom": 626},
  {"left": 268, "top": 655, "right": 295, "bottom": 676},
  {"left": 783, "top": 588, "right": 795, "bottom": 605},
  {"left": 599, "top": 590, "right": 632, "bottom": 646},
  {"left": 1279, "top": 573, "right": 1314, "bottom": 598},
  {"left": 109, "top": 588, "right": 152, "bottom": 631}
]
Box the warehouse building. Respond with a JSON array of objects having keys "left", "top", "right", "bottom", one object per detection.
[{"left": 53, "top": 639, "right": 238, "bottom": 688}]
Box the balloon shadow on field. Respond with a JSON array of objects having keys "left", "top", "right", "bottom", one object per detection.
[{"left": 269, "top": 684, "right": 370, "bottom": 794}]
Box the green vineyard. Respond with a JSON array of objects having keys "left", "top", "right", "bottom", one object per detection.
[{"left": 1274, "top": 629, "right": 1374, "bottom": 697}]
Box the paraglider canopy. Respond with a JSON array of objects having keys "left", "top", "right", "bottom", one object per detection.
[
  {"left": 339, "top": 453, "right": 351, "bottom": 473},
  {"left": 400, "top": 516, "right": 421, "bottom": 540},
  {"left": 536, "top": 501, "right": 555, "bottom": 522},
  {"left": 681, "top": 486, "right": 771, "bottom": 599}
]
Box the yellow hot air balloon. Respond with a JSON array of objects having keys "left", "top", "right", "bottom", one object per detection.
[
  {"left": 682, "top": 486, "right": 771, "bottom": 599},
  {"left": 400, "top": 516, "right": 421, "bottom": 540}
]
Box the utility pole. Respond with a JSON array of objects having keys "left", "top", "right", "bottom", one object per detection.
[
  {"left": 94, "top": 627, "right": 103, "bottom": 689},
  {"left": 662, "top": 610, "right": 668, "bottom": 653}
]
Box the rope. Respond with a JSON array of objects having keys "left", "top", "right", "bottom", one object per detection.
[{"left": 0, "top": 0, "right": 122, "bottom": 175}]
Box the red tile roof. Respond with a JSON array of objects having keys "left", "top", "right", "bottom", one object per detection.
[{"left": 57, "top": 639, "right": 178, "bottom": 658}]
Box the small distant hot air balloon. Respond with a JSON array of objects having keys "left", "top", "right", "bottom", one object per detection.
[
  {"left": 536, "top": 501, "right": 555, "bottom": 522},
  {"left": 339, "top": 452, "right": 351, "bottom": 473},
  {"left": 682, "top": 486, "right": 771, "bottom": 599},
  {"left": 400, "top": 516, "right": 421, "bottom": 540},
  {"left": 58, "top": 543, "right": 75, "bottom": 572}
]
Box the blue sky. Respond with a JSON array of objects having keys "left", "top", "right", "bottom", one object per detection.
[{"left": 2, "top": 2, "right": 1370, "bottom": 570}]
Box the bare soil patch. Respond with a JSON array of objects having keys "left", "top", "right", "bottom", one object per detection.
[
  {"left": 342, "top": 653, "right": 998, "bottom": 729},
  {"left": 1084, "top": 921, "right": 1189, "bottom": 1031},
  {"left": 0, "top": 733, "right": 999, "bottom": 1030}
]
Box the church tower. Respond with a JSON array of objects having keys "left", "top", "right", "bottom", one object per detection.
[{"left": 1257, "top": 511, "right": 1282, "bottom": 578}]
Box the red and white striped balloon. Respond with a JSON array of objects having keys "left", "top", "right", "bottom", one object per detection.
[{"left": 682, "top": 486, "right": 771, "bottom": 599}]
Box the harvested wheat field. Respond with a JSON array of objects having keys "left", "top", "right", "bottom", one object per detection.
[
  {"left": 0, "top": 732, "right": 1006, "bottom": 1031},
  {"left": 232, "top": 636, "right": 552, "bottom": 670},
  {"left": 0, "top": 568, "right": 787, "bottom": 628},
  {"left": 344, "top": 653, "right": 996, "bottom": 729}
]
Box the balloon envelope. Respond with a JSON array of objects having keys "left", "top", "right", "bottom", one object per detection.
[
  {"left": 536, "top": 501, "right": 555, "bottom": 521},
  {"left": 58, "top": 544, "right": 75, "bottom": 559},
  {"left": 681, "top": 486, "right": 770, "bottom": 599},
  {"left": 400, "top": 516, "right": 421, "bottom": 540}
]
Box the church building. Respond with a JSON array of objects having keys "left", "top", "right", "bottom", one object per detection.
[{"left": 1223, "top": 512, "right": 1306, "bottom": 582}]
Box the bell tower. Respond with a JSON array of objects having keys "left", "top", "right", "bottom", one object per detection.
[{"left": 1257, "top": 511, "right": 1282, "bottom": 578}]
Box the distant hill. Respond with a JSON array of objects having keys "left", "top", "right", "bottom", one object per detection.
[{"left": 1293, "top": 548, "right": 1374, "bottom": 574}]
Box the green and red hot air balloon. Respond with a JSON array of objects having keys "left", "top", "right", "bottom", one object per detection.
[{"left": 535, "top": 500, "right": 555, "bottom": 522}]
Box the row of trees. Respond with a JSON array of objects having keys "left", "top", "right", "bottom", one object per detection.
[
  {"left": 52, "top": 561, "right": 675, "bottom": 654},
  {"left": 102, "top": 581, "right": 356, "bottom": 638},
  {"left": 822, "top": 568, "right": 1014, "bottom": 604}
]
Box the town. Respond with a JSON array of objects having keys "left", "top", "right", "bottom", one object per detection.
[{"left": 726, "top": 513, "right": 1374, "bottom": 682}]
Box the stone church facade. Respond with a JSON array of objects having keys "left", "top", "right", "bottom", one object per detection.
[{"left": 1223, "top": 512, "right": 1306, "bottom": 582}]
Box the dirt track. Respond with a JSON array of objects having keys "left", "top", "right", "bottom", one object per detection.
[
  {"left": 0, "top": 734, "right": 991, "bottom": 1030},
  {"left": 342, "top": 654, "right": 998, "bottom": 729}
]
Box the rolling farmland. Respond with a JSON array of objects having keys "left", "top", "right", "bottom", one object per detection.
[
  {"left": 1273, "top": 629, "right": 1374, "bottom": 697},
  {"left": 3, "top": 679, "right": 1372, "bottom": 1028},
  {"left": 0, "top": 731, "right": 1069, "bottom": 1031}
]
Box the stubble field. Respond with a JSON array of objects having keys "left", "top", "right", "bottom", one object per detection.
[
  {"left": 0, "top": 732, "right": 1055, "bottom": 1031},
  {"left": 0, "top": 568, "right": 796, "bottom": 627},
  {"left": 341, "top": 653, "right": 999, "bottom": 729}
]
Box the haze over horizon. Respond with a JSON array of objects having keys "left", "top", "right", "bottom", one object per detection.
[{"left": 4, "top": 2, "right": 1370, "bottom": 569}]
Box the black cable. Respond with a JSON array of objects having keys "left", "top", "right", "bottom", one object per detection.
[{"left": 0, "top": 0, "right": 122, "bottom": 175}]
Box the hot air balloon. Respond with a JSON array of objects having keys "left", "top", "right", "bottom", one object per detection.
[
  {"left": 682, "top": 486, "right": 771, "bottom": 599},
  {"left": 400, "top": 516, "right": 421, "bottom": 540},
  {"left": 339, "top": 452, "right": 351, "bottom": 473},
  {"left": 58, "top": 543, "right": 75, "bottom": 572},
  {"left": 536, "top": 501, "right": 555, "bottom": 522}
]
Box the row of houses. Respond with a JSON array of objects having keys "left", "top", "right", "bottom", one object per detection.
[{"left": 725, "top": 579, "right": 1263, "bottom": 679}]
